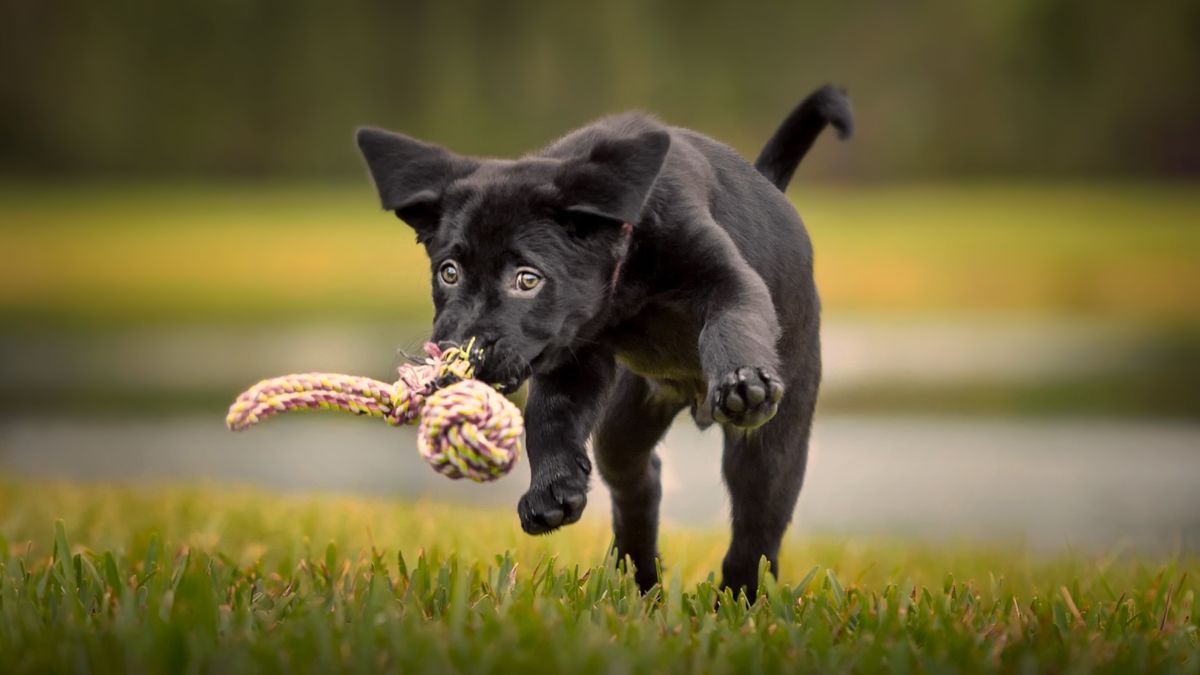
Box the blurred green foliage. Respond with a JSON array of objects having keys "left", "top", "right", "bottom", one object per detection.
[
  {"left": 2, "top": 182, "right": 1197, "bottom": 326},
  {"left": 2, "top": 182, "right": 1195, "bottom": 418},
  {"left": 3, "top": 0, "right": 1198, "bottom": 178}
]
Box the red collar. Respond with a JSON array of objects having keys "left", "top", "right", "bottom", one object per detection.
[{"left": 609, "top": 222, "right": 634, "bottom": 292}]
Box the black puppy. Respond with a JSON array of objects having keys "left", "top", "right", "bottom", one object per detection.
[{"left": 357, "top": 85, "right": 852, "bottom": 599}]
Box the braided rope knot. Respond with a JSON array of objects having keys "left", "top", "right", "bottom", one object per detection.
[{"left": 225, "top": 340, "right": 522, "bottom": 482}]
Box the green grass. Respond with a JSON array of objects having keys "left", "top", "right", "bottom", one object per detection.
[
  {"left": 1, "top": 481, "right": 1196, "bottom": 673},
  {"left": 1, "top": 181, "right": 1198, "bottom": 326}
]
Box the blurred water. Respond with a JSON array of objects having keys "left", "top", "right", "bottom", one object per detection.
[
  {"left": 2, "top": 413, "right": 1197, "bottom": 553},
  {"left": 2, "top": 315, "right": 1194, "bottom": 550}
]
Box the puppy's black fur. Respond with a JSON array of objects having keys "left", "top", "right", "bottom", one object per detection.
[{"left": 357, "top": 85, "right": 852, "bottom": 599}]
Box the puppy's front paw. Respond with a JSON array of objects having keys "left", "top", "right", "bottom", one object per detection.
[
  {"left": 518, "top": 454, "right": 591, "bottom": 534},
  {"left": 708, "top": 367, "right": 784, "bottom": 429}
]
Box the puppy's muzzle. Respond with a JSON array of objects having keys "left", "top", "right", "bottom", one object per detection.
[{"left": 438, "top": 337, "right": 529, "bottom": 394}]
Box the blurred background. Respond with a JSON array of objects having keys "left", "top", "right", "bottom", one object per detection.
[{"left": 1, "top": 0, "right": 1198, "bottom": 551}]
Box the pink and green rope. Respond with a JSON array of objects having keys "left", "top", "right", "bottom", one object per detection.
[{"left": 225, "top": 341, "right": 522, "bottom": 482}]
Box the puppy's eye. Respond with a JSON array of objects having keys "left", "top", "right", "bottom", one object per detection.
[
  {"left": 439, "top": 261, "right": 460, "bottom": 286},
  {"left": 515, "top": 269, "right": 542, "bottom": 292}
]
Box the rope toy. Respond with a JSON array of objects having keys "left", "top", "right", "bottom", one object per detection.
[{"left": 225, "top": 340, "right": 522, "bottom": 482}]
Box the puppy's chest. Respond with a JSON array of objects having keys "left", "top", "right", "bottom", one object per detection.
[{"left": 604, "top": 302, "right": 704, "bottom": 387}]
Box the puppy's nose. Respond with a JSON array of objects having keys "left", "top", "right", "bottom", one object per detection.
[{"left": 436, "top": 334, "right": 492, "bottom": 349}]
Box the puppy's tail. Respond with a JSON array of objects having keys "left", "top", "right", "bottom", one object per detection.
[{"left": 754, "top": 85, "right": 853, "bottom": 192}]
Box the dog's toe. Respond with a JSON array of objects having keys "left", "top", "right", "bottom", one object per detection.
[{"left": 708, "top": 367, "right": 784, "bottom": 429}]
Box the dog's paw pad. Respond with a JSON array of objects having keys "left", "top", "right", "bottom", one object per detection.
[{"left": 708, "top": 367, "right": 784, "bottom": 429}]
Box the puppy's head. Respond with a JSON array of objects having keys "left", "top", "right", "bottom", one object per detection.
[{"left": 357, "top": 127, "right": 669, "bottom": 392}]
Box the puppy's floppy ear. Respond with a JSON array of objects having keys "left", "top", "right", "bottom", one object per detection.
[
  {"left": 556, "top": 130, "right": 670, "bottom": 227},
  {"left": 356, "top": 127, "right": 478, "bottom": 238}
]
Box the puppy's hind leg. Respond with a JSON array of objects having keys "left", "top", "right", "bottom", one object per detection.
[
  {"left": 720, "top": 386, "right": 815, "bottom": 601},
  {"left": 593, "top": 369, "right": 686, "bottom": 592}
]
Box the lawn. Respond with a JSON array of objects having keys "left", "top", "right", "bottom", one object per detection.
[
  {"left": 1, "top": 481, "right": 1196, "bottom": 673},
  {"left": 1, "top": 181, "right": 1198, "bottom": 326}
]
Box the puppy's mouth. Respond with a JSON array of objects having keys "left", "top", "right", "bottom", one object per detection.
[
  {"left": 470, "top": 345, "right": 536, "bottom": 395},
  {"left": 491, "top": 374, "right": 525, "bottom": 396}
]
